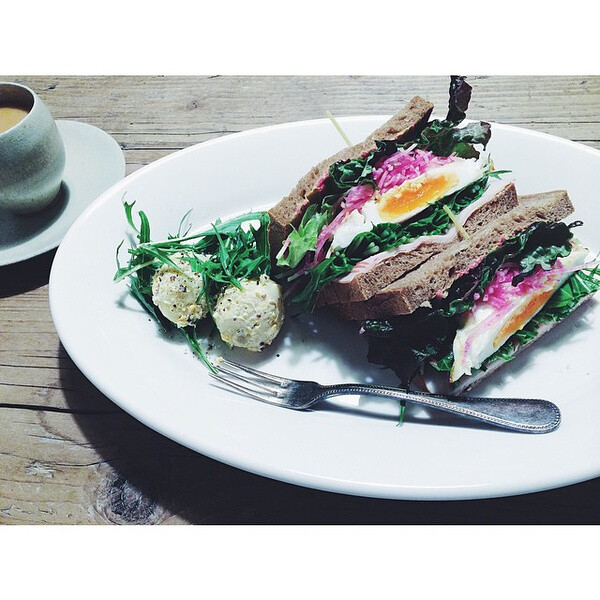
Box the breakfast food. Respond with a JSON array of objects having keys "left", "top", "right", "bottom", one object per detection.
[
  {"left": 115, "top": 75, "right": 599, "bottom": 401},
  {"left": 151, "top": 254, "right": 209, "bottom": 327},
  {"left": 212, "top": 275, "right": 284, "bottom": 351},
  {"left": 115, "top": 207, "right": 281, "bottom": 368},
  {"left": 269, "top": 76, "right": 599, "bottom": 394},
  {"left": 270, "top": 76, "right": 512, "bottom": 316},
  {"left": 360, "top": 191, "right": 600, "bottom": 391}
]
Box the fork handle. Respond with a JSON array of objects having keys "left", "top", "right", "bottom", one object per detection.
[{"left": 320, "top": 384, "right": 561, "bottom": 433}]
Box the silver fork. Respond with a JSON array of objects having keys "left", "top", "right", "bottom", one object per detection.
[{"left": 209, "top": 359, "right": 561, "bottom": 434}]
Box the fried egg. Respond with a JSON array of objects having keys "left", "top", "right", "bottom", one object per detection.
[
  {"left": 331, "top": 154, "right": 489, "bottom": 252},
  {"left": 450, "top": 242, "right": 589, "bottom": 382}
]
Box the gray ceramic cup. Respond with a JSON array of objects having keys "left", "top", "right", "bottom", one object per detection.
[{"left": 0, "top": 82, "right": 66, "bottom": 214}]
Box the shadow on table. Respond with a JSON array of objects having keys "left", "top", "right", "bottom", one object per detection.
[
  {"left": 59, "top": 347, "right": 600, "bottom": 525},
  {"left": 0, "top": 248, "right": 57, "bottom": 297}
]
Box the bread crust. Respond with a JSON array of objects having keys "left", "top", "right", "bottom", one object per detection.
[
  {"left": 268, "top": 96, "right": 434, "bottom": 256},
  {"left": 335, "top": 190, "right": 575, "bottom": 320}
]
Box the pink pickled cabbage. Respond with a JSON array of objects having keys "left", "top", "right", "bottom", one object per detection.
[
  {"left": 460, "top": 263, "right": 562, "bottom": 358},
  {"left": 472, "top": 262, "right": 561, "bottom": 313},
  {"left": 373, "top": 149, "right": 454, "bottom": 194}
]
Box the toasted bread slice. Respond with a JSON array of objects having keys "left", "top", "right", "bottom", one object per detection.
[
  {"left": 334, "top": 190, "right": 575, "bottom": 320},
  {"left": 268, "top": 96, "right": 434, "bottom": 257}
]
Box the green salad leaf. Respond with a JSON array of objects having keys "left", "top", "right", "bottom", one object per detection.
[
  {"left": 413, "top": 120, "right": 491, "bottom": 159},
  {"left": 276, "top": 204, "right": 331, "bottom": 269},
  {"left": 328, "top": 154, "right": 378, "bottom": 191}
]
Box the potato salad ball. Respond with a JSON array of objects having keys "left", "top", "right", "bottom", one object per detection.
[
  {"left": 151, "top": 254, "right": 208, "bottom": 327},
  {"left": 212, "top": 274, "right": 284, "bottom": 351}
]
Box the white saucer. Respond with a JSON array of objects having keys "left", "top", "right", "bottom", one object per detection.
[{"left": 0, "top": 120, "right": 125, "bottom": 266}]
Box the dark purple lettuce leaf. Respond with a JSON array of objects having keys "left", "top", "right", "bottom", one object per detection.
[{"left": 447, "top": 75, "right": 472, "bottom": 123}]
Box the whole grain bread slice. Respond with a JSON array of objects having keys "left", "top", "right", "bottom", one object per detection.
[
  {"left": 334, "top": 190, "right": 575, "bottom": 320},
  {"left": 319, "top": 181, "right": 519, "bottom": 307},
  {"left": 268, "top": 96, "right": 434, "bottom": 256}
]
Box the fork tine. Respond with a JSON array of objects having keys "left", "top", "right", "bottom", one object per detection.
[
  {"left": 208, "top": 372, "right": 283, "bottom": 405},
  {"left": 215, "top": 363, "right": 282, "bottom": 393},
  {"left": 220, "top": 358, "right": 288, "bottom": 384}
]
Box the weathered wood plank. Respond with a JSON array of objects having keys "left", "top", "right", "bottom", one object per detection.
[{"left": 0, "top": 76, "right": 599, "bottom": 525}]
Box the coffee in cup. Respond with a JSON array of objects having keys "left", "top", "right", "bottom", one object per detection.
[{"left": 0, "top": 106, "right": 29, "bottom": 133}]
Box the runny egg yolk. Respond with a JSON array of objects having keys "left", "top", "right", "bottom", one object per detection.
[
  {"left": 492, "top": 287, "right": 557, "bottom": 349},
  {"left": 377, "top": 172, "right": 459, "bottom": 221}
]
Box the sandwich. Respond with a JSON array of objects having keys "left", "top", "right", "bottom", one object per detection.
[
  {"left": 269, "top": 76, "right": 599, "bottom": 394},
  {"left": 359, "top": 190, "right": 600, "bottom": 392},
  {"left": 269, "top": 76, "right": 514, "bottom": 314}
]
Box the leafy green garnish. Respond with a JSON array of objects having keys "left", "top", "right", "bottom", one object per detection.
[
  {"left": 115, "top": 202, "right": 271, "bottom": 373},
  {"left": 396, "top": 400, "right": 407, "bottom": 427},
  {"left": 328, "top": 154, "right": 377, "bottom": 191},
  {"left": 431, "top": 351, "right": 454, "bottom": 373}
]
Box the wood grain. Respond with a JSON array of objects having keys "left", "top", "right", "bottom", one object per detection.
[{"left": 1, "top": 76, "right": 599, "bottom": 524}]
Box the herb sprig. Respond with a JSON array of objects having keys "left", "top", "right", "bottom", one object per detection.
[{"left": 114, "top": 202, "right": 271, "bottom": 372}]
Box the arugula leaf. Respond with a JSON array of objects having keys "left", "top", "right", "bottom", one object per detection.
[
  {"left": 328, "top": 154, "right": 377, "bottom": 191},
  {"left": 276, "top": 204, "right": 330, "bottom": 269},
  {"left": 488, "top": 169, "right": 512, "bottom": 180},
  {"left": 431, "top": 351, "right": 454, "bottom": 372}
]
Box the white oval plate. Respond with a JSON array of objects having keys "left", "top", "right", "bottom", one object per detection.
[{"left": 49, "top": 116, "right": 600, "bottom": 500}]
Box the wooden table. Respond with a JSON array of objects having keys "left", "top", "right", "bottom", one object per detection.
[{"left": 1, "top": 76, "right": 599, "bottom": 525}]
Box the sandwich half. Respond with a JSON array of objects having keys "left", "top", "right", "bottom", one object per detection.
[
  {"left": 360, "top": 190, "right": 600, "bottom": 391},
  {"left": 270, "top": 76, "right": 513, "bottom": 314}
]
